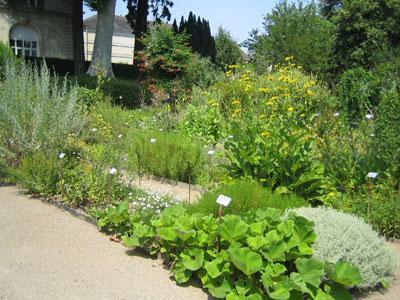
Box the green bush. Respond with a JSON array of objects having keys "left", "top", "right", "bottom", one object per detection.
[
  {"left": 11, "top": 152, "right": 60, "bottom": 196},
  {"left": 191, "top": 179, "right": 307, "bottom": 215},
  {"left": 129, "top": 130, "right": 207, "bottom": 184},
  {"left": 0, "top": 60, "right": 84, "bottom": 166},
  {"left": 336, "top": 67, "right": 379, "bottom": 123},
  {"left": 373, "top": 86, "right": 400, "bottom": 184},
  {"left": 76, "top": 86, "right": 107, "bottom": 107},
  {"left": 290, "top": 207, "right": 398, "bottom": 289},
  {"left": 75, "top": 74, "right": 148, "bottom": 108},
  {"left": 61, "top": 162, "right": 128, "bottom": 208},
  {"left": 122, "top": 205, "right": 362, "bottom": 299},
  {"left": 0, "top": 42, "right": 15, "bottom": 79},
  {"left": 341, "top": 185, "right": 400, "bottom": 240}
]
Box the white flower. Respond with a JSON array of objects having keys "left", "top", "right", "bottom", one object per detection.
[
  {"left": 91, "top": 128, "right": 97, "bottom": 132},
  {"left": 150, "top": 138, "right": 156, "bottom": 143},
  {"left": 366, "top": 114, "right": 374, "bottom": 120},
  {"left": 159, "top": 128, "right": 163, "bottom": 132},
  {"left": 119, "top": 95, "right": 123, "bottom": 99},
  {"left": 109, "top": 167, "right": 117, "bottom": 175},
  {"left": 334, "top": 112, "right": 340, "bottom": 117},
  {"left": 118, "top": 134, "right": 123, "bottom": 138},
  {"left": 58, "top": 153, "right": 66, "bottom": 159},
  {"left": 128, "top": 192, "right": 133, "bottom": 196},
  {"left": 207, "top": 150, "right": 215, "bottom": 155},
  {"left": 228, "top": 135, "right": 234, "bottom": 139},
  {"left": 370, "top": 133, "right": 375, "bottom": 137}
]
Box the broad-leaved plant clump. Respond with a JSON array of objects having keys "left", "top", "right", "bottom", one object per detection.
[
  {"left": 122, "top": 205, "right": 362, "bottom": 299},
  {"left": 290, "top": 207, "right": 398, "bottom": 289}
]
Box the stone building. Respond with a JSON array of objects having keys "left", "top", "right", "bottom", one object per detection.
[
  {"left": 0, "top": 0, "right": 74, "bottom": 59},
  {"left": 84, "top": 15, "right": 135, "bottom": 65}
]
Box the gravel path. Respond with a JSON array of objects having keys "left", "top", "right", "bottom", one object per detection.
[
  {"left": 1, "top": 185, "right": 399, "bottom": 300},
  {"left": 0, "top": 185, "right": 207, "bottom": 300}
]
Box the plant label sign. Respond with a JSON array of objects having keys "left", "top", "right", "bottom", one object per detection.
[
  {"left": 367, "top": 172, "right": 378, "bottom": 179},
  {"left": 216, "top": 194, "right": 232, "bottom": 207}
]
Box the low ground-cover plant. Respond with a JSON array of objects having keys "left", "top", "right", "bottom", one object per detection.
[
  {"left": 91, "top": 192, "right": 178, "bottom": 237},
  {"left": 290, "top": 207, "right": 398, "bottom": 289},
  {"left": 191, "top": 178, "right": 307, "bottom": 215},
  {"left": 11, "top": 151, "right": 60, "bottom": 196},
  {"left": 122, "top": 205, "right": 362, "bottom": 299}
]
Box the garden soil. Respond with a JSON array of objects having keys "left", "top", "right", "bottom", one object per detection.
[
  {"left": 0, "top": 185, "right": 399, "bottom": 300},
  {"left": 0, "top": 185, "right": 207, "bottom": 300}
]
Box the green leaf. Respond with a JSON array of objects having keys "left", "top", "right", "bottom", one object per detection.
[
  {"left": 173, "top": 261, "right": 192, "bottom": 284},
  {"left": 227, "top": 246, "right": 263, "bottom": 276},
  {"left": 206, "top": 276, "right": 233, "bottom": 299},
  {"left": 219, "top": 215, "right": 249, "bottom": 242},
  {"left": 327, "top": 261, "right": 363, "bottom": 287},
  {"left": 134, "top": 223, "right": 154, "bottom": 238},
  {"left": 249, "top": 221, "right": 267, "bottom": 235},
  {"left": 247, "top": 235, "right": 268, "bottom": 250},
  {"left": 295, "top": 258, "right": 324, "bottom": 288},
  {"left": 121, "top": 235, "right": 140, "bottom": 248},
  {"left": 262, "top": 240, "right": 287, "bottom": 262},
  {"left": 268, "top": 277, "right": 292, "bottom": 300},
  {"left": 204, "top": 257, "right": 224, "bottom": 279},
  {"left": 158, "top": 227, "right": 177, "bottom": 241},
  {"left": 181, "top": 248, "right": 204, "bottom": 271}
]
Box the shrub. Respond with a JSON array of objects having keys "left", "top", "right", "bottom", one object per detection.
[
  {"left": 76, "top": 86, "right": 107, "bottom": 107},
  {"left": 336, "top": 67, "right": 379, "bottom": 123},
  {"left": 341, "top": 184, "right": 400, "bottom": 240},
  {"left": 0, "top": 60, "right": 84, "bottom": 166},
  {"left": 61, "top": 162, "right": 128, "bottom": 208},
  {"left": 129, "top": 130, "right": 207, "bottom": 184},
  {"left": 75, "top": 74, "right": 149, "bottom": 108},
  {"left": 122, "top": 205, "right": 362, "bottom": 299},
  {"left": 290, "top": 207, "right": 398, "bottom": 289},
  {"left": 373, "top": 86, "right": 400, "bottom": 184},
  {"left": 0, "top": 42, "right": 15, "bottom": 79},
  {"left": 11, "top": 152, "right": 60, "bottom": 196},
  {"left": 191, "top": 179, "right": 307, "bottom": 215}
]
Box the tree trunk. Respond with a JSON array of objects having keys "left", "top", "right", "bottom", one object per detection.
[
  {"left": 134, "top": 0, "right": 149, "bottom": 55},
  {"left": 72, "top": 0, "right": 85, "bottom": 75},
  {"left": 87, "top": 0, "right": 116, "bottom": 77}
]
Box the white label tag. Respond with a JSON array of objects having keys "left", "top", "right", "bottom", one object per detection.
[
  {"left": 216, "top": 194, "right": 232, "bottom": 207},
  {"left": 367, "top": 172, "right": 378, "bottom": 179}
]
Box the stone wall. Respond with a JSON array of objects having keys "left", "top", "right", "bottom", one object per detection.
[{"left": 0, "top": 0, "right": 73, "bottom": 59}]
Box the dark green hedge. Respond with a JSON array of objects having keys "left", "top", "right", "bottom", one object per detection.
[{"left": 25, "top": 57, "right": 138, "bottom": 79}]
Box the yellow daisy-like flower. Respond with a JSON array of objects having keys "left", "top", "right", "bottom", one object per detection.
[
  {"left": 300, "top": 113, "right": 306, "bottom": 118},
  {"left": 285, "top": 56, "right": 294, "bottom": 61},
  {"left": 261, "top": 131, "right": 270, "bottom": 137},
  {"left": 228, "top": 64, "right": 239, "bottom": 69},
  {"left": 328, "top": 192, "right": 336, "bottom": 197},
  {"left": 306, "top": 90, "right": 314, "bottom": 97},
  {"left": 258, "top": 87, "right": 269, "bottom": 92},
  {"left": 269, "top": 96, "right": 279, "bottom": 102},
  {"left": 288, "top": 107, "right": 294, "bottom": 112},
  {"left": 231, "top": 99, "right": 241, "bottom": 105}
]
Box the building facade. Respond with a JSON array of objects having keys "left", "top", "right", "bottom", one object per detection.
[
  {"left": 0, "top": 0, "right": 74, "bottom": 59},
  {"left": 83, "top": 15, "right": 135, "bottom": 65}
]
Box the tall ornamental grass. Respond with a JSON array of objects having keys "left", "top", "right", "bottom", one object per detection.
[{"left": 0, "top": 59, "right": 85, "bottom": 165}]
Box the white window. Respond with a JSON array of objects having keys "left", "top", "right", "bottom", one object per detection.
[
  {"left": 9, "top": 25, "right": 39, "bottom": 57},
  {"left": 25, "top": 0, "right": 38, "bottom": 7}
]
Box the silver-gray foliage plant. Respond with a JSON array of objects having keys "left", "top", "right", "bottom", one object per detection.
[
  {"left": 289, "top": 207, "right": 398, "bottom": 289},
  {"left": 0, "top": 59, "right": 85, "bottom": 164}
]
